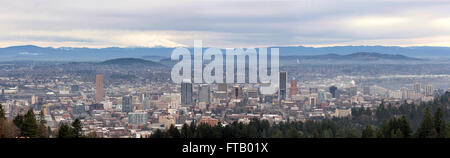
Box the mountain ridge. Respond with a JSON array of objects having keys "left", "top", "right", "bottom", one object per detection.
[
  {"left": 100, "top": 58, "right": 164, "bottom": 66},
  {"left": 1, "top": 45, "right": 449, "bottom": 61}
]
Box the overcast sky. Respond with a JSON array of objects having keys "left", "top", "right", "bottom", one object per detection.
[{"left": 1, "top": 0, "right": 450, "bottom": 48}]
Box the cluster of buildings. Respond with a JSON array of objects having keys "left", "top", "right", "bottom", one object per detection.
[{"left": 0, "top": 69, "right": 447, "bottom": 138}]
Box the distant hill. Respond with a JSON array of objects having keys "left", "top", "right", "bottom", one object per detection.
[
  {"left": 141, "top": 55, "right": 167, "bottom": 62},
  {"left": 300, "top": 52, "right": 421, "bottom": 60},
  {"left": 1, "top": 45, "right": 450, "bottom": 61},
  {"left": 279, "top": 52, "right": 430, "bottom": 65},
  {"left": 100, "top": 58, "right": 164, "bottom": 66}
]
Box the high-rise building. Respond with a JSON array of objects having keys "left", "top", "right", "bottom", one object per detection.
[
  {"left": 198, "top": 84, "right": 210, "bottom": 103},
  {"left": 95, "top": 74, "right": 104, "bottom": 103},
  {"left": 318, "top": 90, "right": 327, "bottom": 104},
  {"left": 122, "top": 95, "right": 132, "bottom": 113},
  {"left": 349, "top": 86, "right": 357, "bottom": 97},
  {"left": 128, "top": 111, "right": 148, "bottom": 126},
  {"left": 232, "top": 85, "right": 242, "bottom": 99},
  {"left": 401, "top": 87, "right": 408, "bottom": 100},
  {"left": 309, "top": 97, "right": 317, "bottom": 107},
  {"left": 279, "top": 71, "right": 287, "bottom": 100},
  {"left": 329, "top": 86, "right": 338, "bottom": 98},
  {"left": 426, "top": 84, "right": 433, "bottom": 96},
  {"left": 181, "top": 80, "right": 193, "bottom": 105},
  {"left": 414, "top": 82, "right": 421, "bottom": 94},
  {"left": 218, "top": 83, "right": 227, "bottom": 92},
  {"left": 290, "top": 80, "right": 298, "bottom": 96}
]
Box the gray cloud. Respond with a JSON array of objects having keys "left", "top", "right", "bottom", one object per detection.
[{"left": 1, "top": 0, "right": 450, "bottom": 48}]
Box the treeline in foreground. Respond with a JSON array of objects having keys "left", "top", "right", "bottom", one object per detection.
[
  {"left": 151, "top": 92, "right": 450, "bottom": 138},
  {"left": 0, "top": 106, "right": 96, "bottom": 138},
  {"left": 151, "top": 107, "right": 446, "bottom": 138}
]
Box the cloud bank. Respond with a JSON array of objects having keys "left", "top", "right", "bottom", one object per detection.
[{"left": 1, "top": 0, "right": 450, "bottom": 48}]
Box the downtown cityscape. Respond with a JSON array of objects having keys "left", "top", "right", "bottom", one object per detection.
[
  {"left": 1, "top": 50, "right": 450, "bottom": 138},
  {"left": 1, "top": 0, "right": 450, "bottom": 145}
]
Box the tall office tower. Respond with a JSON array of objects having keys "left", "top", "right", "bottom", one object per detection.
[
  {"left": 329, "top": 86, "right": 338, "bottom": 98},
  {"left": 309, "top": 97, "right": 317, "bottom": 107},
  {"left": 401, "top": 87, "right": 408, "bottom": 100},
  {"left": 279, "top": 71, "right": 287, "bottom": 100},
  {"left": 218, "top": 83, "right": 227, "bottom": 92},
  {"left": 198, "top": 84, "right": 211, "bottom": 103},
  {"left": 426, "top": 84, "right": 433, "bottom": 96},
  {"left": 181, "top": 80, "right": 193, "bottom": 105},
  {"left": 349, "top": 86, "right": 357, "bottom": 97},
  {"left": 122, "top": 95, "right": 133, "bottom": 113},
  {"left": 232, "top": 85, "right": 242, "bottom": 99},
  {"left": 317, "top": 90, "right": 327, "bottom": 104},
  {"left": 363, "top": 86, "right": 370, "bottom": 95},
  {"left": 290, "top": 80, "right": 298, "bottom": 96},
  {"left": 95, "top": 74, "right": 104, "bottom": 103},
  {"left": 414, "top": 82, "right": 421, "bottom": 94}
]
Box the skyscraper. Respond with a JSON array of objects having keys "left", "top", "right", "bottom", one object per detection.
[
  {"left": 181, "top": 80, "right": 193, "bottom": 105},
  {"left": 318, "top": 90, "right": 327, "bottom": 104},
  {"left": 198, "top": 84, "right": 210, "bottom": 103},
  {"left": 218, "top": 83, "right": 227, "bottom": 92},
  {"left": 290, "top": 80, "right": 298, "bottom": 96},
  {"left": 329, "top": 86, "right": 338, "bottom": 98},
  {"left": 414, "top": 82, "right": 421, "bottom": 94},
  {"left": 426, "top": 84, "right": 433, "bottom": 96},
  {"left": 122, "top": 95, "right": 133, "bottom": 113},
  {"left": 279, "top": 71, "right": 287, "bottom": 100},
  {"left": 232, "top": 85, "right": 242, "bottom": 99},
  {"left": 349, "top": 86, "right": 357, "bottom": 97},
  {"left": 95, "top": 74, "right": 104, "bottom": 103},
  {"left": 401, "top": 87, "right": 408, "bottom": 100}
]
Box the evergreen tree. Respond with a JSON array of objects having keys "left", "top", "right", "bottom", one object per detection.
[
  {"left": 57, "top": 123, "right": 73, "bottom": 138},
  {"left": 38, "top": 111, "right": 48, "bottom": 138},
  {"left": 376, "top": 128, "right": 384, "bottom": 138},
  {"left": 416, "top": 108, "right": 436, "bottom": 138},
  {"left": 362, "top": 125, "right": 376, "bottom": 138},
  {"left": 22, "top": 110, "right": 39, "bottom": 138},
  {"left": 399, "top": 116, "right": 412, "bottom": 138},
  {"left": 167, "top": 124, "right": 180, "bottom": 138},
  {"left": 433, "top": 108, "right": 446, "bottom": 138},
  {"left": 180, "top": 123, "right": 192, "bottom": 138},
  {"left": 391, "top": 129, "right": 404, "bottom": 138},
  {"left": 287, "top": 128, "right": 300, "bottom": 138},
  {"left": 71, "top": 119, "right": 83, "bottom": 138},
  {"left": 13, "top": 115, "right": 24, "bottom": 130},
  {"left": 150, "top": 129, "right": 164, "bottom": 138}
]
